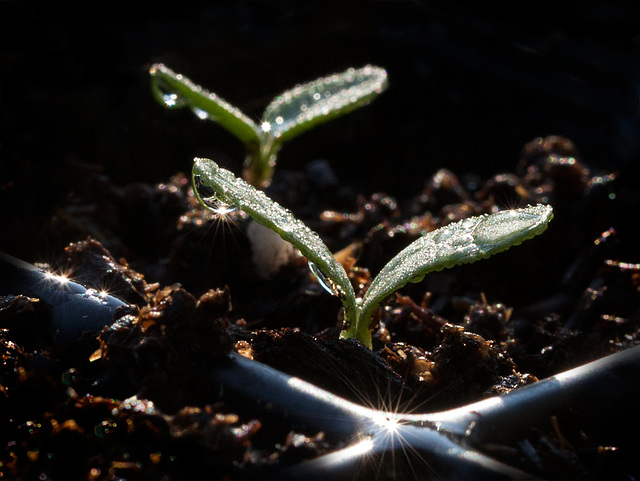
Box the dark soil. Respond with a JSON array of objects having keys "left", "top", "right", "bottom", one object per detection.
[{"left": 2, "top": 3, "right": 640, "bottom": 480}]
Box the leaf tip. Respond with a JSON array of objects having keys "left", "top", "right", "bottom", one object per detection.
[
  {"left": 472, "top": 203, "right": 553, "bottom": 256},
  {"left": 149, "top": 63, "right": 162, "bottom": 76}
]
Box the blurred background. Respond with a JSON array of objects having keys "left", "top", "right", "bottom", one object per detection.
[{"left": 2, "top": 1, "right": 639, "bottom": 260}]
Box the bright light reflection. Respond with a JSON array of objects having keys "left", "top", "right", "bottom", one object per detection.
[
  {"left": 287, "top": 377, "right": 406, "bottom": 434},
  {"left": 43, "top": 271, "right": 70, "bottom": 285},
  {"left": 371, "top": 411, "right": 400, "bottom": 435},
  {"left": 287, "top": 377, "right": 344, "bottom": 407},
  {"left": 211, "top": 204, "right": 237, "bottom": 217},
  {"left": 423, "top": 394, "right": 504, "bottom": 436},
  {"left": 344, "top": 438, "right": 374, "bottom": 457},
  {"left": 83, "top": 288, "right": 110, "bottom": 305},
  {"left": 286, "top": 376, "right": 438, "bottom": 478},
  {"left": 41, "top": 268, "right": 120, "bottom": 302}
]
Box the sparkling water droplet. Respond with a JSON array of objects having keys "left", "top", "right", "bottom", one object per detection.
[
  {"left": 163, "top": 93, "right": 180, "bottom": 107},
  {"left": 308, "top": 261, "right": 340, "bottom": 296},
  {"left": 201, "top": 195, "right": 238, "bottom": 215},
  {"left": 193, "top": 175, "right": 238, "bottom": 214},
  {"left": 150, "top": 72, "right": 188, "bottom": 109},
  {"left": 434, "top": 226, "right": 455, "bottom": 243},
  {"left": 156, "top": 85, "right": 188, "bottom": 109},
  {"left": 192, "top": 107, "right": 209, "bottom": 120}
]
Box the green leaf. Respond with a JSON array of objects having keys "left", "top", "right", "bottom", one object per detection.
[
  {"left": 356, "top": 205, "right": 554, "bottom": 328},
  {"left": 149, "top": 63, "right": 261, "bottom": 147},
  {"left": 261, "top": 65, "right": 388, "bottom": 147},
  {"left": 191, "top": 157, "right": 359, "bottom": 323},
  {"left": 191, "top": 157, "right": 552, "bottom": 350},
  {"left": 151, "top": 64, "right": 388, "bottom": 189}
]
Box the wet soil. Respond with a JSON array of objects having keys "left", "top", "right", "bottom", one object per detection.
[
  {"left": 2, "top": 3, "right": 640, "bottom": 480},
  {"left": 2, "top": 136, "right": 640, "bottom": 479}
]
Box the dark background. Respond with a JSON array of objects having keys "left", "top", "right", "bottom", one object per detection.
[{"left": 2, "top": 2, "right": 639, "bottom": 260}]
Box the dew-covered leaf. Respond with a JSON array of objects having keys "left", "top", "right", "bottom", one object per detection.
[
  {"left": 261, "top": 65, "right": 388, "bottom": 146},
  {"left": 149, "top": 63, "right": 261, "bottom": 147},
  {"left": 358, "top": 205, "right": 554, "bottom": 325},
  {"left": 192, "top": 158, "right": 358, "bottom": 322}
]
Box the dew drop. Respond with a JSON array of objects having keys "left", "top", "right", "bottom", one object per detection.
[
  {"left": 434, "top": 226, "right": 455, "bottom": 243},
  {"left": 151, "top": 74, "right": 188, "bottom": 109},
  {"left": 193, "top": 175, "right": 238, "bottom": 214},
  {"left": 308, "top": 261, "right": 340, "bottom": 296},
  {"left": 191, "top": 107, "right": 209, "bottom": 120},
  {"left": 202, "top": 195, "right": 238, "bottom": 215},
  {"left": 157, "top": 87, "right": 188, "bottom": 108},
  {"left": 409, "top": 274, "right": 425, "bottom": 284},
  {"left": 163, "top": 93, "right": 180, "bottom": 107}
]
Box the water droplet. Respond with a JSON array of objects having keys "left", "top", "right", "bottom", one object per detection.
[
  {"left": 150, "top": 73, "right": 188, "bottom": 109},
  {"left": 193, "top": 175, "right": 238, "bottom": 214},
  {"left": 83, "top": 288, "right": 109, "bottom": 305},
  {"left": 158, "top": 87, "right": 186, "bottom": 108},
  {"left": 192, "top": 107, "right": 209, "bottom": 120},
  {"left": 163, "top": 93, "right": 179, "bottom": 107},
  {"left": 434, "top": 226, "right": 455, "bottom": 243},
  {"left": 308, "top": 261, "right": 340, "bottom": 296},
  {"left": 409, "top": 274, "right": 425, "bottom": 284}
]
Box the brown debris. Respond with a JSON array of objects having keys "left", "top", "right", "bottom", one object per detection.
[{"left": 62, "top": 237, "right": 152, "bottom": 306}]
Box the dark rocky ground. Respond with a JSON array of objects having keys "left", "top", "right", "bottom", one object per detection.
[{"left": 2, "top": 3, "right": 640, "bottom": 480}]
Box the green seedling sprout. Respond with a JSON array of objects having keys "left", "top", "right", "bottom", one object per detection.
[
  {"left": 192, "top": 158, "right": 554, "bottom": 349},
  {"left": 150, "top": 63, "right": 388, "bottom": 188}
]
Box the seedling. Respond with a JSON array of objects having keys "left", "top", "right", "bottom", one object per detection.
[
  {"left": 150, "top": 63, "right": 388, "bottom": 188},
  {"left": 192, "top": 158, "right": 553, "bottom": 349}
]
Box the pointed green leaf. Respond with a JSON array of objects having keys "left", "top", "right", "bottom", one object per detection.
[
  {"left": 149, "top": 63, "right": 261, "bottom": 147},
  {"left": 261, "top": 65, "right": 388, "bottom": 147},
  {"left": 191, "top": 158, "right": 359, "bottom": 323},
  {"left": 357, "top": 205, "right": 554, "bottom": 326}
]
